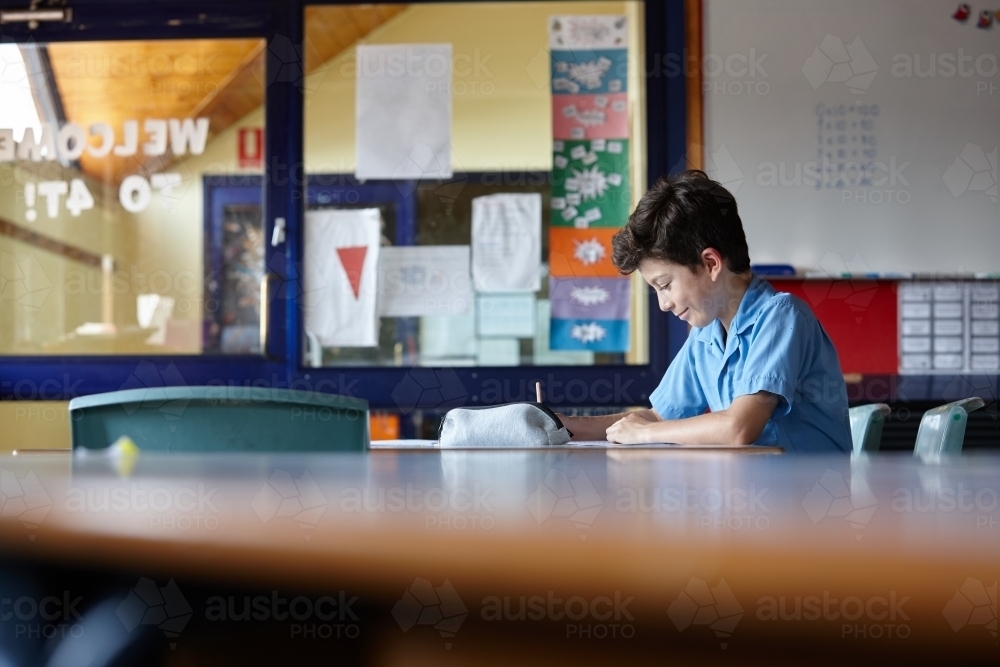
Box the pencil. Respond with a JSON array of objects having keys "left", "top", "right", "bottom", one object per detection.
[{"left": 536, "top": 381, "right": 543, "bottom": 403}]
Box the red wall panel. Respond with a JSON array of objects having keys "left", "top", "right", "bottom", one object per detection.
[{"left": 773, "top": 279, "right": 898, "bottom": 375}]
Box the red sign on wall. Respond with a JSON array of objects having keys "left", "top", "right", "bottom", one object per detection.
[{"left": 237, "top": 127, "right": 263, "bottom": 170}]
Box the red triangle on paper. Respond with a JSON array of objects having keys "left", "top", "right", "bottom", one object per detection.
[{"left": 336, "top": 246, "right": 368, "bottom": 299}]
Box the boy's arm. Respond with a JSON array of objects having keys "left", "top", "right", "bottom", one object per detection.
[
  {"left": 606, "top": 392, "right": 778, "bottom": 445},
  {"left": 558, "top": 409, "right": 660, "bottom": 441}
]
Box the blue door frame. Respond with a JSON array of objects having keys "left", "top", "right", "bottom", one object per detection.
[{"left": 0, "top": 0, "right": 690, "bottom": 410}]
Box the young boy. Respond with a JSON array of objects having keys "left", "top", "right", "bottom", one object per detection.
[{"left": 559, "top": 170, "right": 852, "bottom": 452}]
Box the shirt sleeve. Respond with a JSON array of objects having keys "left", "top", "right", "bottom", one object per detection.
[
  {"left": 649, "top": 333, "right": 709, "bottom": 420},
  {"left": 734, "top": 301, "right": 813, "bottom": 418}
]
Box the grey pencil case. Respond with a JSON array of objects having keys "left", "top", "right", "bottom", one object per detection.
[{"left": 438, "top": 402, "right": 573, "bottom": 448}]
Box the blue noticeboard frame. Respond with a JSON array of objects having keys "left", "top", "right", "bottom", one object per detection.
[{"left": 0, "top": 0, "right": 689, "bottom": 410}]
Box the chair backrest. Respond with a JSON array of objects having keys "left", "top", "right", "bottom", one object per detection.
[
  {"left": 69, "top": 387, "right": 369, "bottom": 452},
  {"left": 913, "top": 398, "right": 985, "bottom": 462},
  {"left": 848, "top": 403, "right": 891, "bottom": 455}
]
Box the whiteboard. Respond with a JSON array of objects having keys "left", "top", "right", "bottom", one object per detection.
[{"left": 704, "top": 0, "right": 999, "bottom": 274}]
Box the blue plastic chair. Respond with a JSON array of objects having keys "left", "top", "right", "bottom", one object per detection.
[
  {"left": 913, "top": 398, "right": 985, "bottom": 462},
  {"left": 848, "top": 404, "right": 891, "bottom": 455},
  {"left": 69, "top": 386, "right": 369, "bottom": 452}
]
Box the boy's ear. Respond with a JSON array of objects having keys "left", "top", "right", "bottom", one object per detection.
[{"left": 700, "top": 247, "right": 725, "bottom": 279}]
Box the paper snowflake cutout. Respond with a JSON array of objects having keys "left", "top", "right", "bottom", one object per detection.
[
  {"left": 570, "top": 285, "right": 610, "bottom": 306},
  {"left": 568, "top": 57, "right": 612, "bottom": 90},
  {"left": 575, "top": 109, "right": 607, "bottom": 127},
  {"left": 565, "top": 166, "right": 609, "bottom": 201},
  {"left": 571, "top": 322, "right": 607, "bottom": 344},
  {"left": 552, "top": 78, "right": 581, "bottom": 94},
  {"left": 573, "top": 238, "right": 606, "bottom": 265}
]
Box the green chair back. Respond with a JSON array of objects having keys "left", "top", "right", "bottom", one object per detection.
[
  {"left": 69, "top": 387, "right": 369, "bottom": 452},
  {"left": 913, "top": 398, "right": 985, "bottom": 462},
  {"left": 848, "top": 403, "right": 891, "bottom": 455}
]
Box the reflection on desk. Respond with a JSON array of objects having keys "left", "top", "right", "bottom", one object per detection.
[
  {"left": 0, "top": 451, "right": 996, "bottom": 665},
  {"left": 371, "top": 439, "right": 786, "bottom": 452}
]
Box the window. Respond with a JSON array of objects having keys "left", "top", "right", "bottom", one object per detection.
[
  {"left": 301, "top": 2, "right": 649, "bottom": 369},
  {"left": 0, "top": 38, "right": 266, "bottom": 356},
  {"left": 0, "top": 1, "right": 681, "bottom": 415}
]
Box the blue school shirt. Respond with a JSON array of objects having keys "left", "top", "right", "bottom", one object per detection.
[{"left": 649, "top": 275, "right": 852, "bottom": 453}]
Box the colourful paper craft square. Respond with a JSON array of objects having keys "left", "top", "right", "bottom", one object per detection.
[
  {"left": 549, "top": 227, "right": 623, "bottom": 278},
  {"left": 551, "top": 139, "right": 630, "bottom": 228},
  {"left": 552, "top": 93, "right": 628, "bottom": 140},
  {"left": 550, "top": 276, "right": 630, "bottom": 320},
  {"left": 551, "top": 49, "right": 628, "bottom": 95},
  {"left": 550, "top": 317, "right": 629, "bottom": 352}
]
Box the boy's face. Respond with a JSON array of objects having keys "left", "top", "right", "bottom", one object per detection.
[{"left": 637, "top": 257, "right": 724, "bottom": 328}]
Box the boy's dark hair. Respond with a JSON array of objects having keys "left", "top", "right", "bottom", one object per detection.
[{"left": 611, "top": 170, "right": 751, "bottom": 275}]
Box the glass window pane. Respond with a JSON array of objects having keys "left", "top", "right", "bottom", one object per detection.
[
  {"left": 0, "top": 39, "right": 266, "bottom": 355},
  {"left": 302, "top": 2, "right": 647, "bottom": 368}
]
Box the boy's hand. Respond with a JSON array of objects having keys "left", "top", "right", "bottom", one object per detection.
[
  {"left": 556, "top": 412, "right": 635, "bottom": 441},
  {"left": 606, "top": 412, "right": 656, "bottom": 444}
]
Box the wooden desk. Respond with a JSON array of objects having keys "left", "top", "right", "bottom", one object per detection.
[{"left": 1, "top": 450, "right": 996, "bottom": 665}]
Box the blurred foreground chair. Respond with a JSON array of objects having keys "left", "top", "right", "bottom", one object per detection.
[
  {"left": 848, "top": 403, "right": 891, "bottom": 455},
  {"left": 913, "top": 398, "right": 984, "bottom": 462},
  {"left": 69, "top": 387, "right": 369, "bottom": 452}
]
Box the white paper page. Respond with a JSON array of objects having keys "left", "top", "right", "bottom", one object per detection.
[
  {"left": 549, "top": 15, "right": 628, "bottom": 50},
  {"left": 378, "top": 245, "right": 471, "bottom": 317},
  {"left": 476, "top": 338, "right": 520, "bottom": 366},
  {"left": 476, "top": 293, "right": 536, "bottom": 338},
  {"left": 355, "top": 44, "right": 452, "bottom": 180},
  {"left": 303, "top": 208, "right": 382, "bottom": 347},
  {"left": 420, "top": 312, "right": 476, "bottom": 361},
  {"left": 369, "top": 439, "right": 439, "bottom": 448},
  {"left": 471, "top": 193, "right": 542, "bottom": 293}
]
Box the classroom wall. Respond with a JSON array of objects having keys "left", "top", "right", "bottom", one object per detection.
[{"left": 0, "top": 402, "right": 70, "bottom": 451}]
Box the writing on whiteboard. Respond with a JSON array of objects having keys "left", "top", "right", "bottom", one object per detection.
[
  {"left": 754, "top": 103, "right": 908, "bottom": 200},
  {"left": 815, "top": 102, "right": 878, "bottom": 189}
]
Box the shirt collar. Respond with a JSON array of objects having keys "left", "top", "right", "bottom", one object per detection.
[
  {"left": 693, "top": 274, "right": 773, "bottom": 343},
  {"left": 730, "top": 274, "right": 774, "bottom": 335}
]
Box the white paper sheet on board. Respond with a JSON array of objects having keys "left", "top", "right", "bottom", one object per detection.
[
  {"left": 471, "top": 193, "right": 542, "bottom": 293},
  {"left": 355, "top": 43, "right": 452, "bottom": 180},
  {"left": 303, "top": 208, "right": 382, "bottom": 347},
  {"left": 420, "top": 312, "right": 476, "bottom": 361},
  {"left": 476, "top": 338, "right": 520, "bottom": 366},
  {"left": 378, "top": 245, "right": 472, "bottom": 317},
  {"left": 549, "top": 15, "right": 628, "bottom": 50},
  {"left": 476, "top": 293, "right": 536, "bottom": 338}
]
